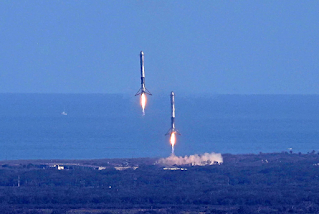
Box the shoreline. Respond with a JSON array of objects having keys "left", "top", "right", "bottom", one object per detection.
[{"left": 0, "top": 151, "right": 317, "bottom": 167}]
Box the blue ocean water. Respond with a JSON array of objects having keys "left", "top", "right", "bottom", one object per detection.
[{"left": 0, "top": 94, "right": 319, "bottom": 160}]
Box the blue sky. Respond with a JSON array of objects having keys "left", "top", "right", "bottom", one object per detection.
[{"left": 0, "top": 1, "right": 318, "bottom": 94}]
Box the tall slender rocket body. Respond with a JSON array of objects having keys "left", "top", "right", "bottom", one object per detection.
[
  {"left": 166, "top": 91, "right": 181, "bottom": 154},
  {"left": 135, "top": 51, "right": 152, "bottom": 115}
]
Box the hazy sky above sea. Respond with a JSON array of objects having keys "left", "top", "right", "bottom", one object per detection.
[{"left": 0, "top": 1, "right": 318, "bottom": 95}]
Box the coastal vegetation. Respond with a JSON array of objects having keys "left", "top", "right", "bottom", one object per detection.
[{"left": 0, "top": 152, "right": 319, "bottom": 213}]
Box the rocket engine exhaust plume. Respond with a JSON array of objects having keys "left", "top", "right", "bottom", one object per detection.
[
  {"left": 157, "top": 152, "right": 223, "bottom": 166},
  {"left": 141, "top": 93, "right": 146, "bottom": 115},
  {"left": 170, "top": 132, "right": 176, "bottom": 154}
]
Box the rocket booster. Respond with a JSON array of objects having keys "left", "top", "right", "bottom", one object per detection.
[
  {"left": 171, "top": 91, "right": 175, "bottom": 130},
  {"left": 135, "top": 51, "right": 152, "bottom": 96},
  {"left": 166, "top": 91, "right": 181, "bottom": 136},
  {"left": 140, "top": 51, "right": 145, "bottom": 91}
]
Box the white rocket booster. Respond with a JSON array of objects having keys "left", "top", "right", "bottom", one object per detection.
[
  {"left": 135, "top": 51, "right": 152, "bottom": 96},
  {"left": 166, "top": 91, "right": 181, "bottom": 136}
]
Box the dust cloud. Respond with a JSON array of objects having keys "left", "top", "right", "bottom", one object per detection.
[{"left": 157, "top": 152, "right": 223, "bottom": 166}]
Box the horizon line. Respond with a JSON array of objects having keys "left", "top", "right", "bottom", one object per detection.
[{"left": 0, "top": 92, "right": 318, "bottom": 96}]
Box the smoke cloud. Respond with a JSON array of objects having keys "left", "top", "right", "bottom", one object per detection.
[{"left": 157, "top": 152, "right": 223, "bottom": 166}]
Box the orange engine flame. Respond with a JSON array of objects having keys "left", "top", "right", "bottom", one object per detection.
[
  {"left": 141, "top": 93, "right": 147, "bottom": 114},
  {"left": 170, "top": 132, "right": 176, "bottom": 146},
  {"left": 170, "top": 132, "right": 176, "bottom": 154}
]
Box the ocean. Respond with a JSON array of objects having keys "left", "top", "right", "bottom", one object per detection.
[{"left": 0, "top": 94, "right": 318, "bottom": 160}]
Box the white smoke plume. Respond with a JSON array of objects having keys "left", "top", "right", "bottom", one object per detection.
[{"left": 157, "top": 152, "right": 223, "bottom": 166}]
